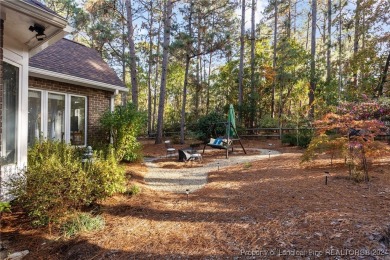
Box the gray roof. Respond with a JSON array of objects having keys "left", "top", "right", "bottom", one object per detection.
[
  {"left": 29, "top": 39, "right": 126, "bottom": 88},
  {"left": 23, "top": 0, "right": 58, "bottom": 15}
]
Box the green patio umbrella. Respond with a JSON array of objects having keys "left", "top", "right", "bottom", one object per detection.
[{"left": 227, "top": 104, "right": 236, "bottom": 138}]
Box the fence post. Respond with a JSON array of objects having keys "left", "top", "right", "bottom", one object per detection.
[{"left": 279, "top": 125, "right": 282, "bottom": 140}]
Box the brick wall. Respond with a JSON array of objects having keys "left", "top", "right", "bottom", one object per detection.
[{"left": 29, "top": 77, "right": 113, "bottom": 145}]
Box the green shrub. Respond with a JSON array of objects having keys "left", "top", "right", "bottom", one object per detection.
[
  {"left": 190, "top": 110, "right": 226, "bottom": 141},
  {"left": 8, "top": 141, "right": 89, "bottom": 226},
  {"left": 243, "top": 162, "right": 252, "bottom": 169},
  {"left": 170, "top": 135, "right": 181, "bottom": 144},
  {"left": 126, "top": 184, "right": 141, "bottom": 196},
  {"left": 61, "top": 213, "right": 105, "bottom": 238},
  {"left": 0, "top": 201, "right": 11, "bottom": 213},
  {"left": 84, "top": 148, "right": 126, "bottom": 202},
  {"left": 282, "top": 129, "right": 313, "bottom": 148},
  {"left": 100, "top": 103, "right": 146, "bottom": 162},
  {"left": 7, "top": 140, "right": 125, "bottom": 226},
  {"left": 259, "top": 115, "right": 279, "bottom": 128}
]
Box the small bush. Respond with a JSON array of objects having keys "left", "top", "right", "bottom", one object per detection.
[
  {"left": 243, "top": 162, "right": 252, "bottom": 169},
  {"left": 259, "top": 115, "right": 279, "bottom": 128},
  {"left": 84, "top": 148, "right": 126, "bottom": 202},
  {"left": 170, "top": 135, "right": 181, "bottom": 144},
  {"left": 0, "top": 201, "right": 11, "bottom": 213},
  {"left": 190, "top": 110, "right": 226, "bottom": 141},
  {"left": 7, "top": 141, "right": 126, "bottom": 226},
  {"left": 100, "top": 103, "right": 146, "bottom": 162},
  {"left": 126, "top": 184, "right": 141, "bottom": 196},
  {"left": 8, "top": 141, "right": 89, "bottom": 226},
  {"left": 282, "top": 129, "right": 313, "bottom": 148},
  {"left": 61, "top": 213, "right": 105, "bottom": 238},
  {"left": 349, "top": 167, "right": 366, "bottom": 182},
  {"left": 84, "top": 146, "right": 126, "bottom": 202}
]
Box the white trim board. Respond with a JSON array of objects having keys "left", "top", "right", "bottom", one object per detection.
[
  {"left": 29, "top": 67, "right": 129, "bottom": 93},
  {"left": 1, "top": 0, "right": 67, "bottom": 28}
]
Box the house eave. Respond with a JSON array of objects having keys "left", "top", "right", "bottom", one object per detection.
[
  {"left": 1, "top": 0, "right": 68, "bottom": 28},
  {"left": 28, "top": 26, "right": 73, "bottom": 57},
  {"left": 29, "top": 67, "right": 129, "bottom": 93}
]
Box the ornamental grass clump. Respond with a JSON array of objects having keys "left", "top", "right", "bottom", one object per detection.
[{"left": 61, "top": 213, "right": 105, "bottom": 238}]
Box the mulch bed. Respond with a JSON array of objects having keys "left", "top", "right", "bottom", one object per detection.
[{"left": 2, "top": 139, "right": 390, "bottom": 259}]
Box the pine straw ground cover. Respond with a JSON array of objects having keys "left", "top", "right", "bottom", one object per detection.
[{"left": 2, "top": 139, "right": 390, "bottom": 259}]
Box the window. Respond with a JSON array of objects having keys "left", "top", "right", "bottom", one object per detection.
[
  {"left": 28, "top": 90, "right": 42, "bottom": 146},
  {"left": 2, "top": 62, "right": 19, "bottom": 164},
  {"left": 48, "top": 93, "right": 65, "bottom": 141},
  {"left": 28, "top": 90, "right": 87, "bottom": 146},
  {"left": 70, "top": 96, "right": 86, "bottom": 145}
]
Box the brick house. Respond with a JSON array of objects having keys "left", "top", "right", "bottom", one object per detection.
[
  {"left": 0, "top": 0, "right": 127, "bottom": 198},
  {"left": 29, "top": 38, "right": 126, "bottom": 146}
]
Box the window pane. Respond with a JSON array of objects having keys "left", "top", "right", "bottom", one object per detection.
[
  {"left": 28, "top": 90, "right": 41, "bottom": 146},
  {"left": 2, "top": 62, "right": 19, "bottom": 164},
  {"left": 70, "top": 96, "right": 86, "bottom": 145},
  {"left": 48, "top": 93, "right": 65, "bottom": 141}
]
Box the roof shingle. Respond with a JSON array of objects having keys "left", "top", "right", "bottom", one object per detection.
[
  {"left": 23, "top": 0, "right": 58, "bottom": 15},
  {"left": 30, "top": 39, "right": 125, "bottom": 88}
]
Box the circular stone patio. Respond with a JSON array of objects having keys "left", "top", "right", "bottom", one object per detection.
[{"left": 144, "top": 148, "right": 281, "bottom": 193}]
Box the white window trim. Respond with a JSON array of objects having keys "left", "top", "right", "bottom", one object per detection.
[
  {"left": 28, "top": 88, "right": 88, "bottom": 146},
  {"left": 69, "top": 94, "right": 88, "bottom": 146},
  {"left": 47, "top": 91, "right": 66, "bottom": 142},
  {"left": 2, "top": 59, "right": 21, "bottom": 164}
]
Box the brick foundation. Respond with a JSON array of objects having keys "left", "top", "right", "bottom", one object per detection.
[{"left": 29, "top": 77, "right": 113, "bottom": 145}]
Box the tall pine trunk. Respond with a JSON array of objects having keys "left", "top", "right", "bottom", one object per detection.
[
  {"left": 238, "top": 0, "right": 245, "bottom": 122},
  {"left": 194, "top": 15, "right": 202, "bottom": 118},
  {"left": 180, "top": 1, "right": 194, "bottom": 144},
  {"left": 287, "top": 0, "right": 291, "bottom": 38},
  {"left": 206, "top": 15, "right": 215, "bottom": 115},
  {"left": 147, "top": 0, "right": 154, "bottom": 135},
  {"left": 250, "top": 0, "right": 256, "bottom": 127},
  {"left": 377, "top": 52, "right": 390, "bottom": 97},
  {"left": 206, "top": 51, "right": 212, "bottom": 114},
  {"left": 125, "top": 0, "right": 139, "bottom": 109},
  {"left": 121, "top": 2, "right": 126, "bottom": 84},
  {"left": 308, "top": 0, "right": 317, "bottom": 119},
  {"left": 338, "top": 0, "right": 343, "bottom": 100},
  {"left": 152, "top": 16, "right": 162, "bottom": 133},
  {"left": 326, "top": 0, "right": 332, "bottom": 83},
  {"left": 156, "top": 0, "right": 173, "bottom": 144},
  {"left": 352, "top": 0, "right": 361, "bottom": 91},
  {"left": 305, "top": 12, "right": 310, "bottom": 51},
  {"left": 272, "top": 0, "right": 278, "bottom": 118}
]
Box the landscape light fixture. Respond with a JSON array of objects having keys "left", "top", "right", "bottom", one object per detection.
[
  {"left": 185, "top": 189, "right": 190, "bottom": 203},
  {"left": 324, "top": 171, "right": 330, "bottom": 185},
  {"left": 29, "top": 23, "right": 46, "bottom": 41}
]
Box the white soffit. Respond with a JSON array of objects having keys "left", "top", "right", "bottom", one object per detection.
[{"left": 29, "top": 67, "right": 129, "bottom": 93}]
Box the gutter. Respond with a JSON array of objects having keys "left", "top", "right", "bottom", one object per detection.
[{"left": 29, "top": 67, "right": 129, "bottom": 93}]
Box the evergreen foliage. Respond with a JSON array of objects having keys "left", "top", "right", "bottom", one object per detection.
[
  {"left": 100, "top": 103, "right": 146, "bottom": 162},
  {"left": 7, "top": 141, "right": 126, "bottom": 226}
]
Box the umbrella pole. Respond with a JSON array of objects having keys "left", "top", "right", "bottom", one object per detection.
[{"left": 226, "top": 122, "right": 230, "bottom": 159}]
